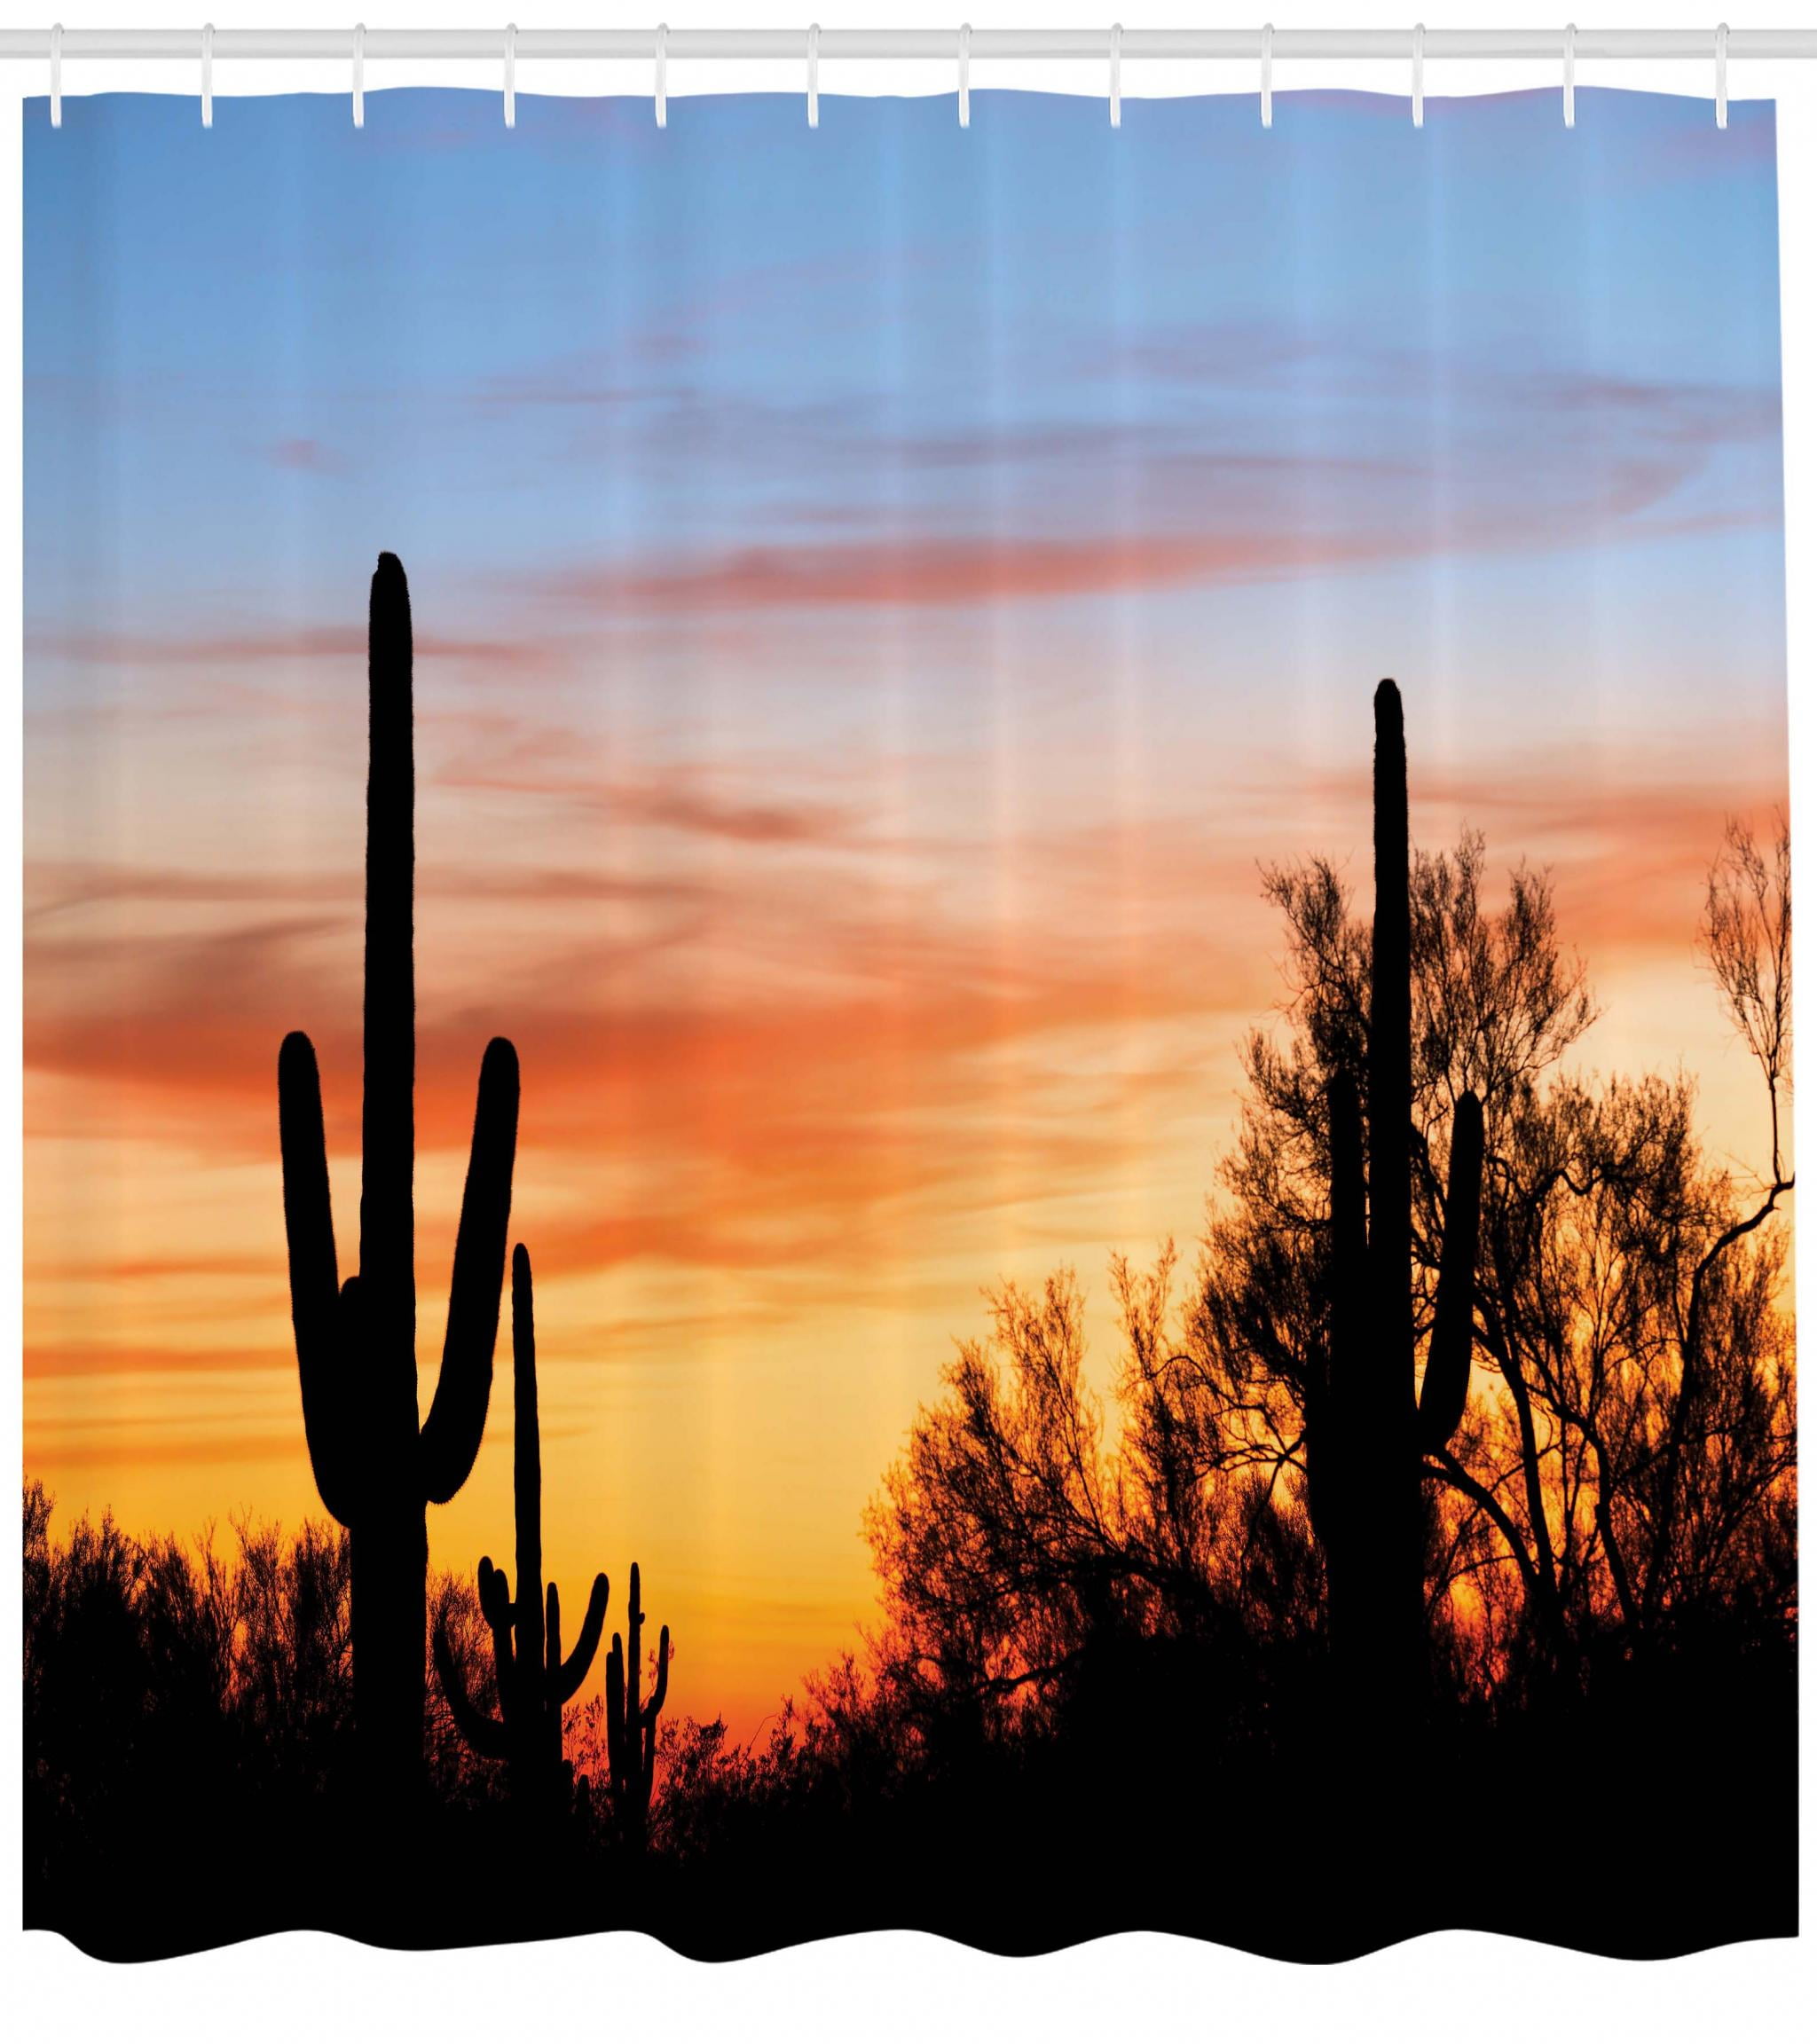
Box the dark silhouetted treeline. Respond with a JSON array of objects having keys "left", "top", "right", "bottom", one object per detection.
[{"left": 23, "top": 1451, "right": 1795, "bottom": 1960}]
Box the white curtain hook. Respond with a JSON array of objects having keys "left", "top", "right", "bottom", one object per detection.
[
  {"left": 807, "top": 23, "right": 820, "bottom": 129},
  {"left": 1562, "top": 24, "right": 1576, "bottom": 129},
  {"left": 1412, "top": 23, "right": 1426, "bottom": 130},
  {"left": 352, "top": 23, "right": 365, "bottom": 129},
  {"left": 1716, "top": 23, "right": 1730, "bottom": 129},
  {"left": 959, "top": 23, "right": 971, "bottom": 130},
  {"left": 1262, "top": 23, "right": 1275, "bottom": 129},
  {"left": 50, "top": 22, "right": 63, "bottom": 129},
  {"left": 504, "top": 24, "right": 516, "bottom": 129},
  {"left": 656, "top": 22, "right": 668, "bottom": 129},
  {"left": 1109, "top": 24, "right": 1121, "bottom": 130},
  {"left": 201, "top": 23, "right": 215, "bottom": 128}
]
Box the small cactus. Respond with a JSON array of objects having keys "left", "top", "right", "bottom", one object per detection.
[
  {"left": 435, "top": 1246, "right": 609, "bottom": 1808},
  {"left": 278, "top": 554, "right": 519, "bottom": 1796},
  {"left": 604, "top": 1562, "right": 669, "bottom": 1847}
]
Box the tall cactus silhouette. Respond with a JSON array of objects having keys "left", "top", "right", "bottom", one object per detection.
[
  {"left": 278, "top": 552, "right": 520, "bottom": 1796},
  {"left": 1317, "top": 680, "right": 1483, "bottom": 1722},
  {"left": 434, "top": 1245, "right": 610, "bottom": 1806},
  {"left": 605, "top": 1562, "right": 670, "bottom": 1847}
]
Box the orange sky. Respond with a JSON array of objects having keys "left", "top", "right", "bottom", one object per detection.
[
  {"left": 22, "top": 86, "right": 1791, "bottom": 1736},
  {"left": 22, "top": 683, "right": 1789, "bottom": 1733}
]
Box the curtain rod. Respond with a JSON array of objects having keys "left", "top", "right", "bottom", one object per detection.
[{"left": 2, "top": 28, "right": 1815, "bottom": 66}]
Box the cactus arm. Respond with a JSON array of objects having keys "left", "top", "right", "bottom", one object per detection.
[
  {"left": 279, "top": 1032, "right": 359, "bottom": 1527},
  {"left": 648, "top": 1623, "right": 671, "bottom": 1721},
  {"left": 433, "top": 1616, "right": 511, "bottom": 1762},
  {"left": 421, "top": 1038, "right": 521, "bottom": 1505},
  {"left": 606, "top": 1637, "right": 627, "bottom": 1784},
  {"left": 1418, "top": 1090, "right": 1485, "bottom": 1453},
  {"left": 476, "top": 1554, "right": 512, "bottom": 1631},
  {"left": 476, "top": 1555, "right": 515, "bottom": 1696},
  {"left": 555, "top": 1574, "right": 610, "bottom": 1706},
  {"left": 640, "top": 1626, "right": 671, "bottom": 1798},
  {"left": 322, "top": 1278, "right": 369, "bottom": 1530},
  {"left": 278, "top": 1031, "right": 339, "bottom": 1312}
]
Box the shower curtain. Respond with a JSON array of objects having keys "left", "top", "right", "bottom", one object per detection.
[{"left": 22, "top": 85, "right": 1794, "bottom": 1961}]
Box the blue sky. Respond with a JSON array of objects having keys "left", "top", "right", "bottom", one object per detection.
[{"left": 26, "top": 87, "right": 1784, "bottom": 715}]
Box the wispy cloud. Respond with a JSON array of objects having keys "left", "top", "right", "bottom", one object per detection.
[
  {"left": 499, "top": 349, "right": 1781, "bottom": 616},
  {"left": 535, "top": 484, "right": 1769, "bottom": 617},
  {"left": 25, "top": 717, "right": 1783, "bottom": 1302},
  {"left": 29, "top": 624, "right": 558, "bottom": 674},
  {"left": 432, "top": 727, "right": 864, "bottom": 848},
  {"left": 268, "top": 436, "right": 342, "bottom": 474},
  {"left": 541, "top": 531, "right": 1396, "bottom": 614},
  {"left": 1519, "top": 373, "right": 1780, "bottom": 444}
]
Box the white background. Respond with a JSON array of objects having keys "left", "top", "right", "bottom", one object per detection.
[{"left": 3, "top": 3, "right": 1810, "bottom": 2037}]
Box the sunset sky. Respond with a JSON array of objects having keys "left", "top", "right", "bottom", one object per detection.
[{"left": 23, "top": 86, "right": 1788, "bottom": 1733}]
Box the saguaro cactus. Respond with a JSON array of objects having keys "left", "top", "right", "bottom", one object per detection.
[
  {"left": 434, "top": 1246, "right": 610, "bottom": 1806},
  {"left": 278, "top": 552, "right": 520, "bottom": 1796},
  {"left": 604, "top": 1562, "right": 670, "bottom": 1846},
  {"left": 1318, "top": 680, "right": 1484, "bottom": 1720}
]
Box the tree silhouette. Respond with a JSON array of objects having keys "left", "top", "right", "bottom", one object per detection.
[
  {"left": 869, "top": 690, "right": 1793, "bottom": 1724},
  {"left": 232, "top": 1513, "right": 353, "bottom": 1801},
  {"left": 277, "top": 552, "right": 520, "bottom": 1802},
  {"left": 1185, "top": 782, "right": 1792, "bottom": 1679},
  {"left": 863, "top": 1254, "right": 1320, "bottom": 1750}
]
